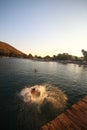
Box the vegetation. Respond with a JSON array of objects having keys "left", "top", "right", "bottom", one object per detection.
[
  {"left": 52, "top": 53, "right": 72, "bottom": 61},
  {"left": 28, "top": 53, "right": 33, "bottom": 59},
  {"left": 0, "top": 41, "right": 27, "bottom": 58},
  {"left": 82, "top": 49, "right": 87, "bottom": 60},
  {"left": 26, "top": 53, "right": 81, "bottom": 62}
]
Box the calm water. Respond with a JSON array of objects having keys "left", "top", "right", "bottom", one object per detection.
[{"left": 0, "top": 58, "right": 87, "bottom": 130}]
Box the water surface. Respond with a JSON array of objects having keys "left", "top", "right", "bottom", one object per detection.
[{"left": 0, "top": 58, "right": 87, "bottom": 130}]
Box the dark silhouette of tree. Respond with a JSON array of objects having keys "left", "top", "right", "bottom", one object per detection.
[
  {"left": 0, "top": 49, "right": 5, "bottom": 56},
  {"left": 9, "top": 52, "right": 16, "bottom": 57},
  {"left": 82, "top": 49, "right": 87, "bottom": 60},
  {"left": 37, "top": 56, "right": 42, "bottom": 59},
  {"left": 28, "top": 53, "right": 33, "bottom": 59},
  {"left": 44, "top": 55, "right": 52, "bottom": 60},
  {"left": 34, "top": 55, "right": 38, "bottom": 58},
  {"left": 52, "top": 55, "right": 57, "bottom": 61},
  {"left": 57, "top": 53, "right": 72, "bottom": 60}
]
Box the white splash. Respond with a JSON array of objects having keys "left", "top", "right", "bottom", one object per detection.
[
  {"left": 20, "top": 85, "right": 47, "bottom": 104},
  {"left": 20, "top": 84, "right": 68, "bottom": 110}
]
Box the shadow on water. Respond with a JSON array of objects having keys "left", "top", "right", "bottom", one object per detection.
[{"left": 16, "top": 101, "right": 66, "bottom": 130}]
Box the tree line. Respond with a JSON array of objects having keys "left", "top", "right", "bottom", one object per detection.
[
  {"left": 0, "top": 48, "right": 87, "bottom": 61},
  {"left": 28, "top": 49, "right": 87, "bottom": 61}
]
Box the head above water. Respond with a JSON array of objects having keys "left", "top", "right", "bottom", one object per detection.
[{"left": 31, "top": 87, "right": 40, "bottom": 97}]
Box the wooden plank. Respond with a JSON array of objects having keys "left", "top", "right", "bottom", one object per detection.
[
  {"left": 40, "top": 96, "right": 87, "bottom": 130},
  {"left": 65, "top": 110, "right": 86, "bottom": 129},
  {"left": 52, "top": 118, "right": 64, "bottom": 130},
  {"left": 50, "top": 120, "right": 63, "bottom": 130},
  {"left": 72, "top": 103, "right": 87, "bottom": 116},
  {"left": 82, "top": 97, "right": 87, "bottom": 103},
  {"left": 58, "top": 113, "right": 80, "bottom": 130},
  {"left": 77, "top": 100, "right": 87, "bottom": 110},
  {"left": 41, "top": 125, "right": 48, "bottom": 130},
  {"left": 47, "top": 122, "right": 55, "bottom": 130},
  {"left": 83, "top": 96, "right": 87, "bottom": 101},
  {"left": 72, "top": 103, "right": 87, "bottom": 118},
  {"left": 71, "top": 108, "right": 87, "bottom": 124},
  {"left": 53, "top": 117, "right": 66, "bottom": 130}
]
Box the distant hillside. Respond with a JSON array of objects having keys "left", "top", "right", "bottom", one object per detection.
[{"left": 0, "top": 41, "right": 27, "bottom": 58}]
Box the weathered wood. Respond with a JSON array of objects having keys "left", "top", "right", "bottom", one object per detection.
[
  {"left": 41, "top": 96, "right": 87, "bottom": 130},
  {"left": 58, "top": 113, "right": 80, "bottom": 130}
]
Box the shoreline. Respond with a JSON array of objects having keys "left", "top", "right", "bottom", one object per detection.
[{"left": 0, "top": 56, "right": 87, "bottom": 66}]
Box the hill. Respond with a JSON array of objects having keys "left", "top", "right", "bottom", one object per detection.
[{"left": 0, "top": 41, "right": 27, "bottom": 58}]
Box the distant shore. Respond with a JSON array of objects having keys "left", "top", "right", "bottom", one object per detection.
[
  {"left": 0, "top": 56, "right": 87, "bottom": 66},
  {"left": 35, "top": 59, "right": 87, "bottom": 66},
  {"left": 56, "top": 60, "right": 87, "bottom": 65}
]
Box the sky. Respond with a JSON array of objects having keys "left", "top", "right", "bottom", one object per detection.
[{"left": 0, "top": 0, "right": 87, "bottom": 57}]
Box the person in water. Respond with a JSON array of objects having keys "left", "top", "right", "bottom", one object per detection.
[
  {"left": 34, "top": 69, "right": 37, "bottom": 73},
  {"left": 31, "top": 88, "right": 40, "bottom": 97}
]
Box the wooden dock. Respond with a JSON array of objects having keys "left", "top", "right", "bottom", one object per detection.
[{"left": 40, "top": 96, "right": 87, "bottom": 130}]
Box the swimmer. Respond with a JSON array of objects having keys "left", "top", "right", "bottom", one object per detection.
[
  {"left": 34, "top": 69, "right": 37, "bottom": 73},
  {"left": 31, "top": 87, "right": 40, "bottom": 97}
]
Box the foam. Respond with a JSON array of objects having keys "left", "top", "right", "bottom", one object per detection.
[{"left": 20, "top": 84, "right": 68, "bottom": 110}]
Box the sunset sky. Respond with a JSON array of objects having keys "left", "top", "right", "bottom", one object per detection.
[{"left": 0, "top": 0, "right": 87, "bottom": 57}]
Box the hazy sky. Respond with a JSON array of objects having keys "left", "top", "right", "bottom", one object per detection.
[{"left": 0, "top": 0, "right": 87, "bottom": 57}]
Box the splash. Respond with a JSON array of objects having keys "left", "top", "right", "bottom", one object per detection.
[
  {"left": 20, "top": 85, "right": 47, "bottom": 104},
  {"left": 20, "top": 84, "right": 68, "bottom": 110}
]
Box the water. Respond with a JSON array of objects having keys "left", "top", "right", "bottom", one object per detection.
[{"left": 0, "top": 58, "right": 87, "bottom": 130}]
